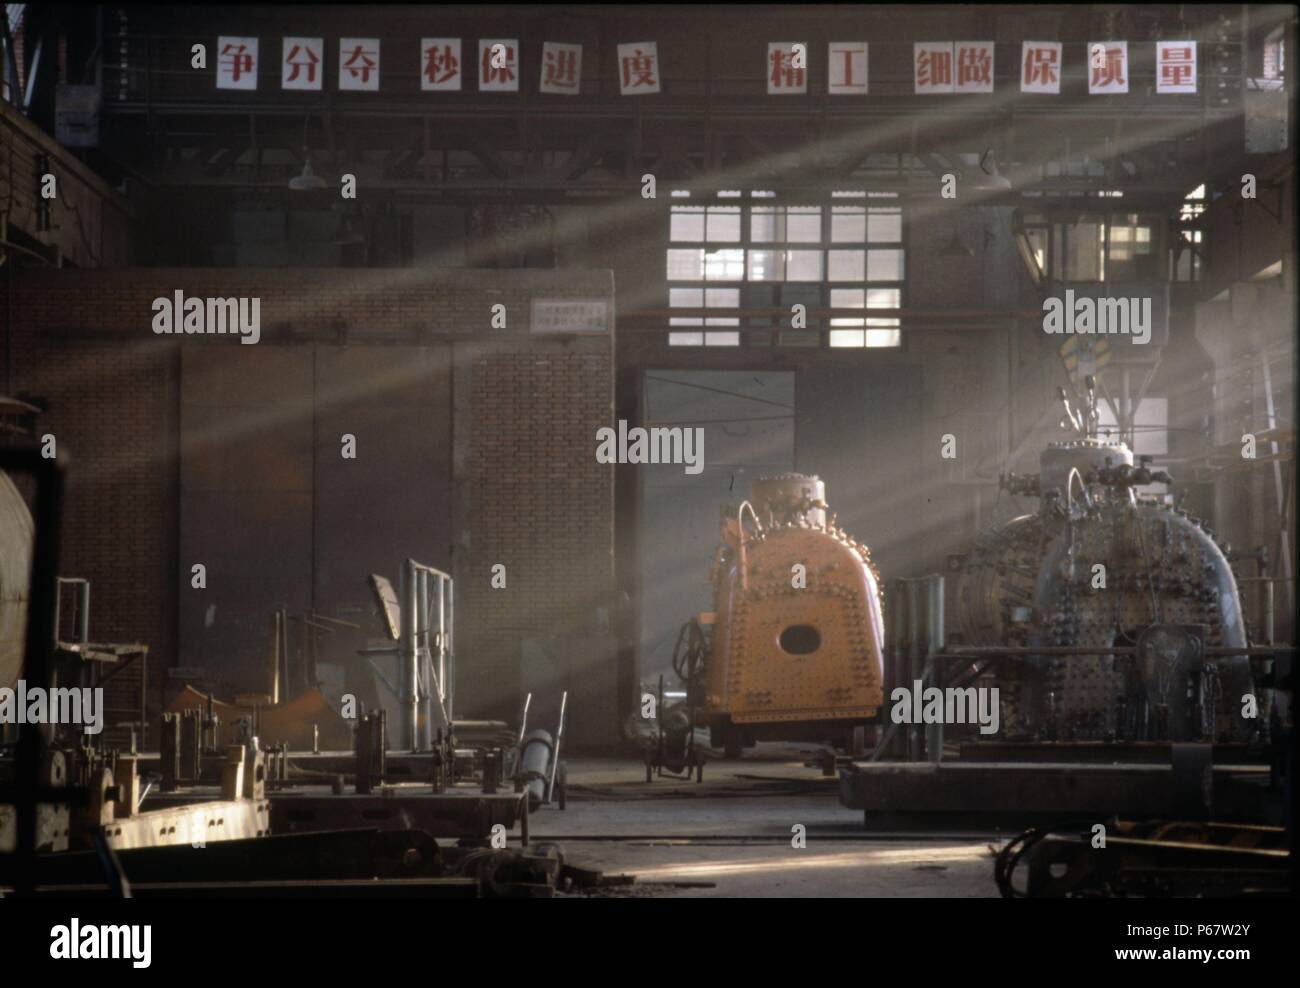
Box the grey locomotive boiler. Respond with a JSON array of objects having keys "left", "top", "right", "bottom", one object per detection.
[{"left": 948, "top": 386, "right": 1257, "bottom": 744}]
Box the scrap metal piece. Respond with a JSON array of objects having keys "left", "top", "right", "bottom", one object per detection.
[
  {"left": 1018, "top": 820, "right": 1290, "bottom": 897},
  {"left": 354, "top": 710, "right": 387, "bottom": 795},
  {"left": 368, "top": 574, "right": 401, "bottom": 642},
  {"left": 167, "top": 685, "right": 352, "bottom": 751}
]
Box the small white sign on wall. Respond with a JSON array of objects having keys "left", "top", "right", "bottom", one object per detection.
[{"left": 530, "top": 298, "right": 610, "bottom": 334}]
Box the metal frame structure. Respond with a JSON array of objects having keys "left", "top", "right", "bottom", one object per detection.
[
  {"left": 511, "top": 691, "right": 569, "bottom": 809},
  {"left": 868, "top": 572, "right": 1294, "bottom": 765},
  {"left": 79, "top": 5, "right": 1270, "bottom": 215},
  {"left": 398, "top": 559, "right": 454, "bottom": 752}
]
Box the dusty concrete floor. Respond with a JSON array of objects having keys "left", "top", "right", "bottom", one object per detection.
[{"left": 528, "top": 746, "right": 1002, "bottom": 898}]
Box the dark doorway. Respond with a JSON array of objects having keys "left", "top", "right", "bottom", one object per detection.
[{"left": 637, "top": 370, "right": 794, "bottom": 690}]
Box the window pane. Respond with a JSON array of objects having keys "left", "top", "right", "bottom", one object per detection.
[
  {"left": 829, "top": 329, "right": 865, "bottom": 347},
  {"left": 704, "top": 288, "right": 740, "bottom": 323},
  {"left": 867, "top": 249, "right": 904, "bottom": 281},
  {"left": 865, "top": 329, "right": 901, "bottom": 347},
  {"left": 668, "top": 332, "right": 704, "bottom": 346},
  {"left": 1097, "top": 397, "right": 1168, "bottom": 457},
  {"left": 787, "top": 207, "right": 822, "bottom": 242},
  {"left": 1132, "top": 397, "right": 1168, "bottom": 457},
  {"left": 868, "top": 209, "right": 902, "bottom": 243},
  {"left": 786, "top": 250, "right": 823, "bottom": 281},
  {"left": 670, "top": 207, "right": 705, "bottom": 241},
  {"left": 1025, "top": 227, "right": 1049, "bottom": 274},
  {"left": 670, "top": 288, "right": 703, "bottom": 325},
  {"left": 831, "top": 207, "right": 866, "bottom": 242},
  {"left": 707, "top": 207, "right": 742, "bottom": 242},
  {"left": 704, "top": 249, "right": 745, "bottom": 281},
  {"left": 667, "top": 249, "right": 704, "bottom": 280},
  {"left": 866, "top": 287, "right": 900, "bottom": 309},
  {"left": 830, "top": 287, "right": 865, "bottom": 326},
  {"left": 1064, "top": 221, "right": 1105, "bottom": 281},
  {"left": 828, "top": 249, "right": 865, "bottom": 281},
  {"left": 751, "top": 207, "right": 777, "bottom": 242},
  {"left": 704, "top": 331, "right": 740, "bottom": 346},
  {"left": 747, "top": 249, "right": 780, "bottom": 281}
]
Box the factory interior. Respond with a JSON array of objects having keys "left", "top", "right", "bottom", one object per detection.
[{"left": 0, "top": 2, "right": 1296, "bottom": 920}]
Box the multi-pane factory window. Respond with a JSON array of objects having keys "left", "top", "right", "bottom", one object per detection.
[
  {"left": 1020, "top": 211, "right": 1163, "bottom": 282},
  {"left": 1263, "top": 26, "right": 1286, "bottom": 80},
  {"left": 666, "top": 192, "right": 905, "bottom": 347},
  {"left": 1106, "top": 214, "right": 1159, "bottom": 281}
]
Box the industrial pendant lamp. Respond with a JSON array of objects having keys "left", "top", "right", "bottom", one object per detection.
[
  {"left": 288, "top": 113, "right": 327, "bottom": 190},
  {"left": 289, "top": 149, "right": 328, "bottom": 191}
]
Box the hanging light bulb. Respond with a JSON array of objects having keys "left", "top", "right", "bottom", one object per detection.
[{"left": 289, "top": 147, "right": 327, "bottom": 191}]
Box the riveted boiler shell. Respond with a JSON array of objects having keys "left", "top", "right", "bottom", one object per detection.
[
  {"left": 0, "top": 472, "right": 33, "bottom": 690},
  {"left": 950, "top": 514, "right": 1045, "bottom": 647},
  {"left": 710, "top": 527, "right": 884, "bottom": 724},
  {"left": 1029, "top": 502, "right": 1251, "bottom": 740},
  {"left": 1038, "top": 438, "right": 1133, "bottom": 500}
]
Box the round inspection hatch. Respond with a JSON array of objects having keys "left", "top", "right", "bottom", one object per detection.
[{"left": 778, "top": 624, "right": 821, "bottom": 655}]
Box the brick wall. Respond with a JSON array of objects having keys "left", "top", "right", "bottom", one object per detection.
[
  {"left": 2, "top": 267, "right": 612, "bottom": 339},
  {"left": 4, "top": 332, "right": 173, "bottom": 738},
  {"left": 463, "top": 350, "right": 614, "bottom": 722},
  {"left": 2, "top": 266, "right": 616, "bottom": 731}
]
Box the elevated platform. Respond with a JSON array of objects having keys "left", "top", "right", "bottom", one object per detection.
[
  {"left": 142, "top": 783, "right": 528, "bottom": 843},
  {"left": 839, "top": 757, "right": 1280, "bottom": 827}
]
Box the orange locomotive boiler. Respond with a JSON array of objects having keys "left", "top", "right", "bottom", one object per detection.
[{"left": 697, "top": 474, "right": 886, "bottom": 758}]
